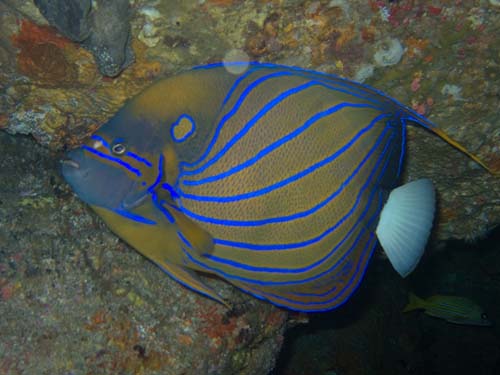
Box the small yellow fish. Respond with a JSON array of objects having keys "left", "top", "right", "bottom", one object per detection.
[{"left": 403, "top": 292, "right": 492, "bottom": 326}]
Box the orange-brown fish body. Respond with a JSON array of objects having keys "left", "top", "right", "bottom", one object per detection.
[{"left": 62, "top": 62, "right": 442, "bottom": 311}]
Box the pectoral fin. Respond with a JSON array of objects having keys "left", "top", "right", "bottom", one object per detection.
[
  {"left": 169, "top": 207, "right": 215, "bottom": 256},
  {"left": 154, "top": 257, "right": 230, "bottom": 308}
]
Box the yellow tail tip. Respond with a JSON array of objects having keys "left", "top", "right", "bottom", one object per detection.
[{"left": 431, "top": 127, "right": 499, "bottom": 176}]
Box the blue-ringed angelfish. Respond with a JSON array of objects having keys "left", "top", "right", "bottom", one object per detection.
[{"left": 62, "top": 62, "right": 490, "bottom": 312}]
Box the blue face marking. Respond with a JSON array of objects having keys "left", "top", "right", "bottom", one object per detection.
[
  {"left": 170, "top": 114, "right": 196, "bottom": 143},
  {"left": 126, "top": 151, "right": 153, "bottom": 167},
  {"left": 82, "top": 145, "right": 142, "bottom": 177}
]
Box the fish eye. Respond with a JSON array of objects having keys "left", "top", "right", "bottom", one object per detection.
[{"left": 111, "top": 143, "right": 126, "bottom": 155}]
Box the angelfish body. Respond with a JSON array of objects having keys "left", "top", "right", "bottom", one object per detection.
[{"left": 63, "top": 62, "right": 461, "bottom": 312}]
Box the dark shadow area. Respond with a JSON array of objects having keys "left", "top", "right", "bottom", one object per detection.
[{"left": 273, "top": 225, "right": 500, "bottom": 375}]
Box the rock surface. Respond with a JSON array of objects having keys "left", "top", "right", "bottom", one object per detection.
[{"left": 0, "top": 132, "right": 287, "bottom": 374}]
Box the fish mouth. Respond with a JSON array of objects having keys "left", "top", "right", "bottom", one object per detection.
[{"left": 61, "top": 159, "right": 80, "bottom": 169}]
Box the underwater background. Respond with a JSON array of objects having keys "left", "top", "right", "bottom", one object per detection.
[{"left": 1, "top": 0, "right": 499, "bottom": 374}]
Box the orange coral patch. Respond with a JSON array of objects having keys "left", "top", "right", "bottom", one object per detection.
[{"left": 11, "top": 20, "right": 77, "bottom": 86}]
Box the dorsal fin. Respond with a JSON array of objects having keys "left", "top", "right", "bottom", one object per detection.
[{"left": 403, "top": 114, "right": 498, "bottom": 176}]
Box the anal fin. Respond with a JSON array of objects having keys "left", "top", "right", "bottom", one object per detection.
[{"left": 154, "top": 257, "right": 230, "bottom": 308}]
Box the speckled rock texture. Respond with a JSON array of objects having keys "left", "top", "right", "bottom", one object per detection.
[
  {"left": 34, "top": 0, "right": 135, "bottom": 76},
  {"left": 0, "top": 132, "right": 287, "bottom": 374},
  {"left": 0, "top": 0, "right": 499, "bottom": 373}
]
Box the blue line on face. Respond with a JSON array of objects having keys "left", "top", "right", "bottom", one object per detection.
[
  {"left": 126, "top": 151, "right": 153, "bottom": 167},
  {"left": 151, "top": 192, "right": 175, "bottom": 223},
  {"left": 82, "top": 145, "right": 142, "bottom": 177}
]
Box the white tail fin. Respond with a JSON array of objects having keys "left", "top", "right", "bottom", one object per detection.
[{"left": 375, "top": 179, "right": 435, "bottom": 277}]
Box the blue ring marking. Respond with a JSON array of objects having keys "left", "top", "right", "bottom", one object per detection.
[
  {"left": 177, "top": 230, "right": 192, "bottom": 249},
  {"left": 82, "top": 145, "right": 141, "bottom": 177},
  {"left": 182, "top": 101, "right": 381, "bottom": 186},
  {"left": 194, "top": 61, "right": 439, "bottom": 130},
  {"left": 125, "top": 151, "right": 153, "bottom": 167},
  {"left": 170, "top": 114, "right": 196, "bottom": 143},
  {"left": 178, "top": 112, "right": 389, "bottom": 203},
  {"left": 179, "top": 71, "right": 295, "bottom": 170},
  {"left": 180, "top": 132, "right": 395, "bottom": 286},
  {"left": 204, "top": 131, "right": 393, "bottom": 269},
  {"left": 90, "top": 134, "right": 110, "bottom": 148},
  {"left": 113, "top": 208, "right": 156, "bottom": 225},
  {"left": 179, "top": 117, "right": 393, "bottom": 227}
]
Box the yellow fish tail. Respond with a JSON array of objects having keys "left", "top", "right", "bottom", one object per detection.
[
  {"left": 403, "top": 292, "right": 426, "bottom": 312},
  {"left": 406, "top": 114, "right": 496, "bottom": 175}
]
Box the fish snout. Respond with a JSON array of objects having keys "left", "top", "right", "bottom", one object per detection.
[{"left": 61, "top": 159, "right": 80, "bottom": 169}]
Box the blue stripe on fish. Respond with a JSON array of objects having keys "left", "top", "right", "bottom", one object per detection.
[
  {"left": 181, "top": 82, "right": 385, "bottom": 179},
  {"left": 204, "top": 129, "right": 394, "bottom": 267},
  {"left": 179, "top": 71, "right": 295, "bottom": 170},
  {"left": 177, "top": 230, "right": 192, "bottom": 249},
  {"left": 184, "top": 129, "right": 395, "bottom": 281},
  {"left": 113, "top": 208, "right": 157, "bottom": 225},
  {"left": 181, "top": 101, "right": 383, "bottom": 186},
  {"left": 240, "top": 234, "right": 377, "bottom": 311},
  {"left": 151, "top": 193, "right": 175, "bottom": 223},
  {"left": 221, "top": 68, "right": 256, "bottom": 107},
  {"left": 177, "top": 112, "right": 389, "bottom": 203},
  {"left": 179, "top": 119, "right": 391, "bottom": 226}
]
